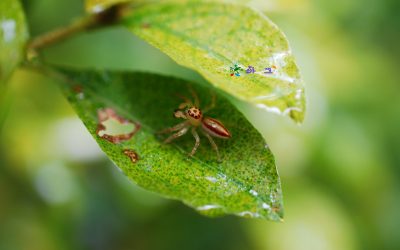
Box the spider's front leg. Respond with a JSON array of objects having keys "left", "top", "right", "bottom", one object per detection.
[
  {"left": 157, "top": 121, "right": 188, "bottom": 134},
  {"left": 203, "top": 91, "right": 216, "bottom": 113},
  {"left": 189, "top": 127, "right": 200, "bottom": 157},
  {"left": 163, "top": 126, "right": 189, "bottom": 144},
  {"left": 188, "top": 85, "right": 200, "bottom": 107}
]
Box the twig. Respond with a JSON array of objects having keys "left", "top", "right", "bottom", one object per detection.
[{"left": 27, "top": 4, "right": 129, "bottom": 52}]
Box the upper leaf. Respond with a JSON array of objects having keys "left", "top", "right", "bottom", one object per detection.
[
  {"left": 55, "top": 69, "right": 284, "bottom": 221},
  {"left": 121, "top": 2, "right": 305, "bottom": 122},
  {"left": 0, "top": 0, "right": 28, "bottom": 84}
]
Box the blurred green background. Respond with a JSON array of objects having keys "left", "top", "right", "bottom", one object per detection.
[{"left": 1, "top": 0, "right": 400, "bottom": 249}]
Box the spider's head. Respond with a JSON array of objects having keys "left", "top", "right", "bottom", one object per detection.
[
  {"left": 186, "top": 106, "right": 202, "bottom": 126},
  {"left": 173, "top": 106, "right": 202, "bottom": 126},
  {"left": 186, "top": 107, "right": 202, "bottom": 119}
]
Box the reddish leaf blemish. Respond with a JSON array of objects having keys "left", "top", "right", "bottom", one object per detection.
[
  {"left": 96, "top": 108, "right": 141, "bottom": 144},
  {"left": 72, "top": 85, "right": 85, "bottom": 100},
  {"left": 141, "top": 23, "right": 151, "bottom": 29},
  {"left": 123, "top": 149, "right": 139, "bottom": 163},
  {"left": 272, "top": 206, "right": 280, "bottom": 213},
  {"left": 72, "top": 85, "right": 83, "bottom": 93}
]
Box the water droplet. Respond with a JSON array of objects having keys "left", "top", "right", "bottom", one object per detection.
[
  {"left": 236, "top": 211, "right": 261, "bottom": 218},
  {"left": 196, "top": 204, "right": 222, "bottom": 211},
  {"left": 262, "top": 202, "right": 271, "bottom": 210},
  {"left": 295, "top": 88, "right": 302, "bottom": 100},
  {"left": 205, "top": 176, "right": 218, "bottom": 183},
  {"left": 255, "top": 103, "right": 283, "bottom": 115},
  {"left": 249, "top": 189, "right": 258, "bottom": 196}
]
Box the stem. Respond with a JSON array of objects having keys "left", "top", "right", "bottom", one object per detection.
[
  {"left": 27, "top": 16, "right": 97, "bottom": 51},
  {"left": 26, "top": 4, "right": 129, "bottom": 53}
]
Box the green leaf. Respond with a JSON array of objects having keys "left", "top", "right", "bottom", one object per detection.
[
  {"left": 0, "top": 0, "right": 28, "bottom": 84},
  {"left": 55, "top": 69, "right": 283, "bottom": 221},
  {"left": 121, "top": 2, "right": 305, "bottom": 122}
]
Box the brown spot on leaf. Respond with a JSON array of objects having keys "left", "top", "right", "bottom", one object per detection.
[
  {"left": 72, "top": 85, "right": 83, "bottom": 93},
  {"left": 73, "top": 85, "right": 85, "bottom": 100},
  {"left": 123, "top": 149, "right": 139, "bottom": 163},
  {"left": 141, "top": 23, "right": 151, "bottom": 29},
  {"left": 272, "top": 206, "right": 280, "bottom": 213},
  {"left": 96, "top": 108, "right": 141, "bottom": 144}
]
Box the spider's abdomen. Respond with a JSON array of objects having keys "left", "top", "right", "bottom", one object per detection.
[{"left": 202, "top": 117, "right": 231, "bottom": 139}]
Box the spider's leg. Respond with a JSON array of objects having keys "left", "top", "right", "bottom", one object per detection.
[
  {"left": 173, "top": 110, "right": 187, "bottom": 119},
  {"left": 188, "top": 85, "right": 200, "bottom": 107},
  {"left": 157, "top": 121, "right": 188, "bottom": 134},
  {"left": 175, "top": 93, "right": 193, "bottom": 109},
  {"left": 202, "top": 130, "right": 221, "bottom": 162},
  {"left": 163, "top": 126, "right": 189, "bottom": 144},
  {"left": 189, "top": 127, "right": 200, "bottom": 157},
  {"left": 203, "top": 91, "right": 216, "bottom": 113}
]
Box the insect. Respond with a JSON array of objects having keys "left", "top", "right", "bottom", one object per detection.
[
  {"left": 158, "top": 88, "right": 231, "bottom": 162},
  {"left": 230, "top": 63, "right": 243, "bottom": 76}
]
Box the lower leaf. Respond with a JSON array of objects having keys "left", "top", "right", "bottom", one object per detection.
[{"left": 55, "top": 69, "right": 284, "bottom": 221}]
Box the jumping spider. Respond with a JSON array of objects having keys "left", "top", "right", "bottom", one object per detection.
[{"left": 158, "top": 88, "right": 231, "bottom": 162}]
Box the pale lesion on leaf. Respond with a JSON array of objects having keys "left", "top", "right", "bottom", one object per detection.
[{"left": 96, "top": 107, "right": 141, "bottom": 144}]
